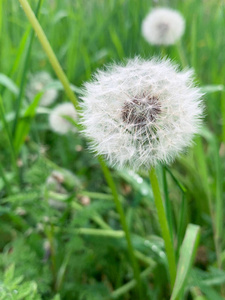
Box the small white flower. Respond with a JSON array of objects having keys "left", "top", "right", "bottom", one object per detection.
[
  {"left": 27, "top": 71, "right": 58, "bottom": 106},
  {"left": 142, "top": 8, "right": 185, "bottom": 46},
  {"left": 81, "top": 57, "right": 203, "bottom": 171},
  {"left": 49, "top": 102, "right": 78, "bottom": 134}
]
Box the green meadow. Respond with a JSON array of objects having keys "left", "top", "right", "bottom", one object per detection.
[{"left": 0, "top": 0, "right": 225, "bottom": 299}]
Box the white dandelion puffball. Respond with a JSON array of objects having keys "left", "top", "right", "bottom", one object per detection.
[
  {"left": 27, "top": 72, "right": 58, "bottom": 106},
  {"left": 49, "top": 102, "right": 78, "bottom": 134},
  {"left": 142, "top": 8, "right": 185, "bottom": 46},
  {"left": 81, "top": 57, "right": 203, "bottom": 171}
]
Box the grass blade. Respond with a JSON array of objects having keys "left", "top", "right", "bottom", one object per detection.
[
  {"left": 171, "top": 224, "right": 201, "bottom": 300},
  {"left": 12, "top": 0, "right": 43, "bottom": 136},
  {"left": 13, "top": 92, "right": 42, "bottom": 153}
]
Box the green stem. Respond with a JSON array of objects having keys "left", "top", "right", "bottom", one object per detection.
[
  {"left": 18, "top": 0, "right": 79, "bottom": 110},
  {"left": 149, "top": 167, "right": 176, "bottom": 288},
  {"left": 98, "top": 156, "right": 143, "bottom": 299}
]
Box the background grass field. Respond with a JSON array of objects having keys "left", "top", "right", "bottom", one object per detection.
[{"left": 0, "top": 0, "right": 225, "bottom": 299}]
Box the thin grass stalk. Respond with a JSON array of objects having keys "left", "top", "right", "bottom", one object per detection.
[
  {"left": 221, "top": 93, "right": 225, "bottom": 143},
  {"left": 0, "top": 165, "right": 12, "bottom": 194},
  {"left": 162, "top": 166, "right": 174, "bottom": 241},
  {"left": 149, "top": 167, "right": 176, "bottom": 288},
  {"left": 0, "top": 96, "right": 18, "bottom": 178},
  {"left": 214, "top": 140, "right": 223, "bottom": 269},
  {"left": 98, "top": 156, "right": 143, "bottom": 299},
  {"left": 18, "top": 0, "right": 79, "bottom": 110},
  {"left": 111, "top": 266, "right": 153, "bottom": 299},
  {"left": 164, "top": 166, "right": 187, "bottom": 253},
  {"left": 176, "top": 41, "right": 188, "bottom": 68},
  {"left": 176, "top": 193, "right": 186, "bottom": 252},
  {"left": 12, "top": 0, "right": 43, "bottom": 136},
  {"left": 194, "top": 137, "right": 222, "bottom": 267}
]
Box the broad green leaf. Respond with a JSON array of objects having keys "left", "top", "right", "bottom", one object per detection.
[{"left": 170, "top": 224, "right": 200, "bottom": 300}]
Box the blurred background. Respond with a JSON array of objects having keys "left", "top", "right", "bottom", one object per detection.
[{"left": 0, "top": 0, "right": 225, "bottom": 299}]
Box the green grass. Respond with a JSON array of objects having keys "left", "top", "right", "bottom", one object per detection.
[{"left": 0, "top": 0, "right": 225, "bottom": 299}]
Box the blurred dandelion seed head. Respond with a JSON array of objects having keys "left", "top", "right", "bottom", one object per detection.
[
  {"left": 49, "top": 102, "right": 78, "bottom": 134},
  {"left": 81, "top": 57, "right": 204, "bottom": 171},
  {"left": 27, "top": 71, "right": 58, "bottom": 106},
  {"left": 142, "top": 8, "right": 185, "bottom": 46}
]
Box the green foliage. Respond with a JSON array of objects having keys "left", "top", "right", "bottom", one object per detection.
[{"left": 0, "top": 264, "right": 41, "bottom": 300}]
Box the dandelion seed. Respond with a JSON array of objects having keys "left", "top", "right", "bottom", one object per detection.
[
  {"left": 81, "top": 57, "right": 203, "bottom": 171},
  {"left": 142, "top": 8, "right": 185, "bottom": 46},
  {"left": 49, "top": 102, "right": 78, "bottom": 134},
  {"left": 26, "top": 71, "right": 58, "bottom": 106}
]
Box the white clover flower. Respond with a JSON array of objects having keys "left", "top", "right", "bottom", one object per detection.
[
  {"left": 142, "top": 8, "right": 185, "bottom": 46},
  {"left": 49, "top": 102, "right": 78, "bottom": 134},
  {"left": 27, "top": 71, "right": 58, "bottom": 106},
  {"left": 81, "top": 57, "right": 203, "bottom": 171}
]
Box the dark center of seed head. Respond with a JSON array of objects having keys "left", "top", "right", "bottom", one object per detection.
[
  {"left": 122, "top": 95, "right": 161, "bottom": 128},
  {"left": 157, "top": 22, "right": 169, "bottom": 36}
]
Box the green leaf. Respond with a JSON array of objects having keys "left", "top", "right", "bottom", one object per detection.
[
  {"left": 13, "top": 92, "right": 42, "bottom": 153},
  {"left": 4, "top": 264, "right": 15, "bottom": 283},
  {"left": 170, "top": 224, "right": 200, "bottom": 300},
  {"left": 52, "top": 295, "right": 61, "bottom": 300},
  {"left": 0, "top": 73, "right": 19, "bottom": 95}
]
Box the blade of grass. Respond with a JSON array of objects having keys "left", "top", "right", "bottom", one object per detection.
[
  {"left": 164, "top": 167, "right": 187, "bottom": 253},
  {"left": 111, "top": 266, "right": 154, "bottom": 299},
  {"left": 13, "top": 92, "right": 42, "bottom": 153},
  {"left": 162, "top": 166, "right": 174, "bottom": 242},
  {"left": 12, "top": 0, "right": 44, "bottom": 136},
  {"left": 0, "top": 95, "right": 18, "bottom": 174},
  {"left": 170, "top": 224, "right": 201, "bottom": 300},
  {"left": 212, "top": 139, "right": 223, "bottom": 268},
  {"left": 0, "top": 74, "right": 19, "bottom": 96},
  {"left": 221, "top": 92, "right": 225, "bottom": 143},
  {"left": 149, "top": 167, "right": 177, "bottom": 288}
]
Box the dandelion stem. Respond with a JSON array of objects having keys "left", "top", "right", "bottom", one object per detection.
[
  {"left": 98, "top": 156, "right": 143, "bottom": 299},
  {"left": 149, "top": 167, "right": 176, "bottom": 288},
  {"left": 18, "top": 0, "right": 79, "bottom": 110}
]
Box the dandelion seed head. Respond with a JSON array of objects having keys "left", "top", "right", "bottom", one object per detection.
[
  {"left": 142, "top": 8, "right": 185, "bottom": 45},
  {"left": 49, "top": 102, "right": 78, "bottom": 134},
  {"left": 27, "top": 71, "right": 58, "bottom": 106},
  {"left": 81, "top": 57, "right": 204, "bottom": 171}
]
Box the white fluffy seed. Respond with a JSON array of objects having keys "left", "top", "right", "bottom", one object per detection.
[{"left": 142, "top": 8, "right": 185, "bottom": 46}]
